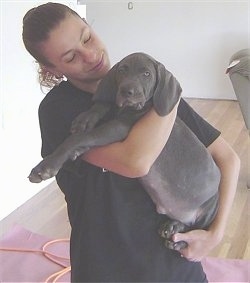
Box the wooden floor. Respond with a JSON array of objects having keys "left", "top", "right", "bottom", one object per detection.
[
  {"left": 187, "top": 99, "right": 250, "bottom": 260},
  {"left": 0, "top": 99, "right": 249, "bottom": 259}
]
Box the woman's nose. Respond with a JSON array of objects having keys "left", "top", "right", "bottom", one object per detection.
[{"left": 79, "top": 47, "right": 98, "bottom": 64}]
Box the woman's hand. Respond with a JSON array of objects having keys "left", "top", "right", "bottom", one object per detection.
[{"left": 172, "top": 228, "right": 222, "bottom": 262}]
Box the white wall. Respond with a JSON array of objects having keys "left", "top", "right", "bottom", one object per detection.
[
  {"left": 0, "top": 0, "right": 85, "bottom": 221},
  {"left": 83, "top": 0, "right": 249, "bottom": 99}
]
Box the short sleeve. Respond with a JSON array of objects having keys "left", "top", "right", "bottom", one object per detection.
[
  {"left": 38, "top": 82, "right": 93, "bottom": 157},
  {"left": 177, "top": 98, "right": 221, "bottom": 147}
]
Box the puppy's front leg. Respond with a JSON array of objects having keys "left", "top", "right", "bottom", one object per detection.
[
  {"left": 71, "top": 102, "right": 111, "bottom": 133},
  {"left": 28, "top": 118, "right": 132, "bottom": 183},
  {"left": 28, "top": 154, "right": 64, "bottom": 183}
]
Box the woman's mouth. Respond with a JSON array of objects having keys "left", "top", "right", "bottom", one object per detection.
[{"left": 89, "top": 54, "right": 104, "bottom": 72}]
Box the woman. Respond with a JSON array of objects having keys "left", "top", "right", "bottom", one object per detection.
[{"left": 22, "top": 3, "right": 240, "bottom": 282}]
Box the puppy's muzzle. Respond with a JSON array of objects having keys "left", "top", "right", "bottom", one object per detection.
[{"left": 116, "top": 82, "right": 146, "bottom": 109}]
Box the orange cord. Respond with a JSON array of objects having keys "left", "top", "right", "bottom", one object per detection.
[{"left": 0, "top": 238, "right": 71, "bottom": 283}]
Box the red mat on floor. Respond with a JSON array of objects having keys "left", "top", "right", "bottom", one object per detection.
[{"left": 0, "top": 225, "right": 249, "bottom": 282}]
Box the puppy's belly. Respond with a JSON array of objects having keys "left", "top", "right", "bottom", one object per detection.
[
  {"left": 156, "top": 203, "right": 198, "bottom": 225},
  {"left": 140, "top": 158, "right": 220, "bottom": 226},
  {"left": 140, "top": 178, "right": 201, "bottom": 225},
  {"left": 139, "top": 118, "right": 221, "bottom": 226}
]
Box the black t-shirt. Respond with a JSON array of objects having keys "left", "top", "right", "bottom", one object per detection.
[{"left": 38, "top": 81, "right": 220, "bottom": 282}]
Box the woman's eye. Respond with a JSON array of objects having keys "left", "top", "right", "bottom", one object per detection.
[
  {"left": 83, "top": 33, "right": 91, "bottom": 44},
  {"left": 84, "top": 34, "right": 91, "bottom": 43},
  {"left": 66, "top": 54, "right": 76, "bottom": 63}
]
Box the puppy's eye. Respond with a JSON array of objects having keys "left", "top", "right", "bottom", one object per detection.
[
  {"left": 118, "top": 67, "right": 127, "bottom": 74},
  {"left": 144, "top": 71, "right": 151, "bottom": 77}
]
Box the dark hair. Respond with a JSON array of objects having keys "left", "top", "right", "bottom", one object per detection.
[
  {"left": 22, "top": 2, "right": 81, "bottom": 88},
  {"left": 22, "top": 2, "right": 80, "bottom": 66}
]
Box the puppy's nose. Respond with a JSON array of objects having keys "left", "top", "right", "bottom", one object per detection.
[{"left": 122, "top": 88, "right": 134, "bottom": 97}]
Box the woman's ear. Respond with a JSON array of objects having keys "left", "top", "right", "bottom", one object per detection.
[
  {"left": 153, "top": 62, "right": 182, "bottom": 116},
  {"left": 93, "top": 63, "right": 119, "bottom": 103}
]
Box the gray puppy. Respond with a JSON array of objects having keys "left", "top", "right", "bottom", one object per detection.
[{"left": 28, "top": 53, "right": 220, "bottom": 250}]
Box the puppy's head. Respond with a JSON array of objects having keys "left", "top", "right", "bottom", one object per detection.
[
  {"left": 94, "top": 52, "right": 182, "bottom": 116},
  {"left": 114, "top": 53, "right": 157, "bottom": 110}
]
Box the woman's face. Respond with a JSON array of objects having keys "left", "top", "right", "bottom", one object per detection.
[{"left": 40, "top": 14, "right": 111, "bottom": 89}]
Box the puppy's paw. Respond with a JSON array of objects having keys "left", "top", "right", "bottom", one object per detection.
[
  {"left": 71, "top": 111, "right": 101, "bottom": 133},
  {"left": 164, "top": 239, "right": 188, "bottom": 251},
  {"left": 159, "top": 219, "right": 188, "bottom": 251},
  {"left": 28, "top": 155, "right": 63, "bottom": 183},
  {"left": 159, "top": 219, "right": 187, "bottom": 239}
]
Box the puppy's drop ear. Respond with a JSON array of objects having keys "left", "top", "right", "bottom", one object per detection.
[
  {"left": 93, "top": 63, "right": 119, "bottom": 103},
  {"left": 153, "top": 62, "right": 182, "bottom": 116}
]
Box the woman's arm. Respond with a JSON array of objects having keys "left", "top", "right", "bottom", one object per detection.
[
  {"left": 207, "top": 136, "right": 240, "bottom": 241},
  {"left": 83, "top": 100, "right": 179, "bottom": 177},
  {"left": 173, "top": 136, "right": 240, "bottom": 261}
]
